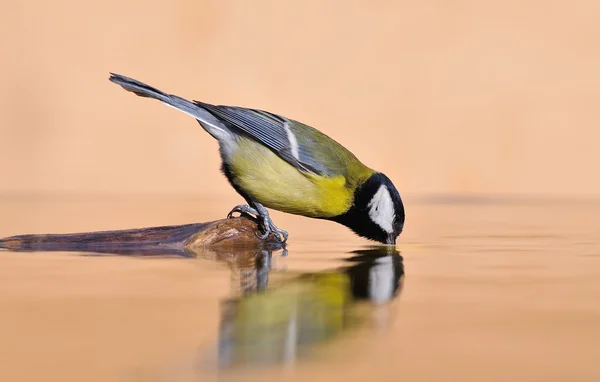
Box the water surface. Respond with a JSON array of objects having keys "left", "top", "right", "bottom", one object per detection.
[{"left": 0, "top": 196, "right": 599, "bottom": 381}]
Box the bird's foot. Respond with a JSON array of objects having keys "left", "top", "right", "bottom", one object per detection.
[
  {"left": 226, "top": 203, "right": 288, "bottom": 244},
  {"left": 226, "top": 204, "right": 259, "bottom": 219},
  {"left": 260, "top": 215, "right": 289, "bottom": 243},
  {"left": 254, "top": 203, "right": 289, "bottom": 244}
]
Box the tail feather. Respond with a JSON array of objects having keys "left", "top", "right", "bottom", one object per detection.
[{"left": 108, "top": 73, "right": 229, "bottom": 139}]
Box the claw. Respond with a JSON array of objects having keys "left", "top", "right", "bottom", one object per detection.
[
  {"left": 268, "top": 221, "right": 288, "bottom": 243},
  {"left": 227, "top": 204, "right": 259, "bottom": 219}
]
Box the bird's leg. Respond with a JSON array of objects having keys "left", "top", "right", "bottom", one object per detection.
[
  {"left": 226, "top": 203, "right": 288, "bottom": 243},
  {"left": 226, "top": 204, "right": 259, "bottom": 219},
  {"left": 252, "top": 203, "right": 289, "bottom": 243}
]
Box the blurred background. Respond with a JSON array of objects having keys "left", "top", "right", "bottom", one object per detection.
[
  {"left": 2, "top": 2, "right": 600, "bottom": 381},
  {"left": 2, "top": 0, "right": 599, "bottom": 200}
]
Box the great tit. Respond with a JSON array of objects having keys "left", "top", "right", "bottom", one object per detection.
[{"left": 109, "top": 73, "right": 405, "bottom": 245}]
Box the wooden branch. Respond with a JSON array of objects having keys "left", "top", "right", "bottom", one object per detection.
[{"left": 0, "top": 214, "right": 284, "bottom": 257}]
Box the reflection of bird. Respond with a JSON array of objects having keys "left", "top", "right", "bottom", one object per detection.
[
  {"left": 343, "top": 249, "right": 404, "bottom": 304},
  {"left": 109, "top": 74, "right": 405, "bottom": 244},
  {"left": 217, "top": 271, "right": 352, "bottom": 367},
  {"left": 214, "top": 248, "right": 404, "bottom": 368}
]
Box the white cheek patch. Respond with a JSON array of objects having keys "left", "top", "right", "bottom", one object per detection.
[{"left": 367, "top": 185, "right": 396, "bottom": 234}]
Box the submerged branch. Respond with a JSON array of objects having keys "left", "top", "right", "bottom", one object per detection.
[{"left": 0, "top": 214, "right": 284, "bottom": 256}]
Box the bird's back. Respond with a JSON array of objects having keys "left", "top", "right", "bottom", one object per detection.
[{"left": 287, "top": 119, "right": 375, "bottom": 188}]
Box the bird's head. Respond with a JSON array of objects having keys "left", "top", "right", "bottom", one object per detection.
[{"left": 333, "top": 172, "right": 405, "bottom": 245}]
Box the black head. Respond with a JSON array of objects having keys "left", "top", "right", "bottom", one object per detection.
[{"left": 332, "top": 173, "right": 405, "bottom": 244}]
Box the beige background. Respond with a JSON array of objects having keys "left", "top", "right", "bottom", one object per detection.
[{"left": 1, "top": 0, "right": 599, "bottom": 199}]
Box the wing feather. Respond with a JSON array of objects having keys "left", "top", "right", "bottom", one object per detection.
[{"left": 193, "top": 101, "right": 322, "bottom": 174}]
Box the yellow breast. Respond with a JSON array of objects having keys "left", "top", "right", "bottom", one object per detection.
[{"left": 226, "top": 137, "right": 356, "bottom": 218}]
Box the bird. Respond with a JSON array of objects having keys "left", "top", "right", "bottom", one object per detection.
[{"left": 108, "top": 73, "right": 405, "bottom": 245}]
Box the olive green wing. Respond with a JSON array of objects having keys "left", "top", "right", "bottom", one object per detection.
[{"left": 192, "top": 101, "right": 373, "bottom": 183}]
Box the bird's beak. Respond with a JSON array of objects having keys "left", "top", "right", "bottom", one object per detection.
[{"left": 386, "top": 234, "right": 396, "bottom": 245}]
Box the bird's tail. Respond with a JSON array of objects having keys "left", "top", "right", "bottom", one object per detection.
[{"left": 108, "top": 73, "right": 229, "bottom": 139}]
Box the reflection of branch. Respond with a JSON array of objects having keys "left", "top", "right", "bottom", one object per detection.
[
  {"left": 0, "top": 215, "right": 283, "bottom": 296},
  {"left": 0, "top": 215, "right": 284, "bottom": 256}
]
